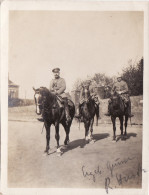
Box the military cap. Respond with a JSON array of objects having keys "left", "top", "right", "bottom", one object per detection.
[{"left": 52, "top": 68, "right": 60, "bottom": 73}]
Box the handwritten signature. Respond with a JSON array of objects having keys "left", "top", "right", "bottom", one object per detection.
[
  {"left": 81, "top": 156, "right": 147, "bottom": 194},
  {"left": 82, "top": 165, "right": 102, "bottom": 182},
  {"left": 107, "top": 156, "right": 136, "bottom": 177}
]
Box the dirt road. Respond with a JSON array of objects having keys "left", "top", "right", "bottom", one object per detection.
[{"left": 8, "top": 120, "right": 142, "bottom": 190}]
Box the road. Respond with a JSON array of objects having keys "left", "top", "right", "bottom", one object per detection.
[{"left": 8, "top": 120, "right": 142, "bottom": 190}]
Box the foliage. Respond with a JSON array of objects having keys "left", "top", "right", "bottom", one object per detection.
[
  {"left": 72, "top": 57, "right": 143, "bottom": 98},
  {"left": 72, "top": 79, "right": 84, "bottom": 91},
  {"left": 93, "top": 73, "right": 114, "bottom": 88},
  {"left": 122, "top": 58, "right": 143, "bottom": 96}
]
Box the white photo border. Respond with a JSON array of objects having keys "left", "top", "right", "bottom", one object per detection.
[{"left": 1, "top": 1, "right": 149, "bottom": 195}]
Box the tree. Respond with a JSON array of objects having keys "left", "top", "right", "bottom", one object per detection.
[
  {"left": 72, "top": 78, "right": 83, "bottom": 91},
  {"left": 122, "top": 58, "right": 143, "bottom": 96}
]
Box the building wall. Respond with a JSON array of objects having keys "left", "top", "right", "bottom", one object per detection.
[{"left": 8, "top": 86, "right": 19, "bottom": 99}]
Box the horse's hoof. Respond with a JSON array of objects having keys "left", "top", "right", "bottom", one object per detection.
[
  {"left": 112, "top": 138, "right": 116, "bottom": 142},
  {"left": 47, "top": 150, "right": 50, "bottom": 155},
  {"left": 89, "top": 139, "right": 95, "bottom": 144},
  {"left": 64, "top": 140, "right": 70, "bottom": 145},
  {"left": 56, "top": 148, "right": 63, "bottom": 156}
]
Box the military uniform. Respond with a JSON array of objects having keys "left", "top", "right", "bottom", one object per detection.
[
  {"left": 111, "top": 80, "right": 128, "bottom": 95},
  {"left": 75, "top": 80, "right": 100, "bottom": 118},
  {"left": 49, "top": 68, "right": 71, "bottom": 123},
  {"left": 106, "top": 79, "right": 133, "bottom": 117},
  {"left": 49, "top": 77, "right": 67, "bottom": 98},
  {"left": 89, "top": 83, "right": 100, "bottom": 105}
]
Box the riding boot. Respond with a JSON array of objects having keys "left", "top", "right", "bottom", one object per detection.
[
  {"left": 63, "top": 98, "right": 71, "bottom": 123},
  {"left": 127, "top": 100, "right": 134, "bottom": 118}
]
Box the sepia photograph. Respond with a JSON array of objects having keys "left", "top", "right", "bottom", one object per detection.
[{"left": 1, "top": 1, "right": 149, "bottom": 195}]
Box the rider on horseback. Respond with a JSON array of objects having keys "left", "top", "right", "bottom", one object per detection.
[
  {"left": 49, "top": 68, "right": 71, "bottom": 123},
  {"left": 75, "top": 79, "right": 100, "bottom": 119},
  {"left": 89, "top": 79, "right": 100, "bottom": 107},
  {"left": 105, "top": 76, "right": 134, "bottom": 117}
]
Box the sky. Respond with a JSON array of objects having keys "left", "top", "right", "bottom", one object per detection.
[{"left": 9, "top": 11, "right": 143, "bottom": 99}]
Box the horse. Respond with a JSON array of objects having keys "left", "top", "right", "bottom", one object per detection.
[
  {"left": 94, "top": 98, "right": 100, "bottom": 126},
  {"left": 33, "top": 87, "right": 75, "bottom": 155},
  {"left": 80, "top": 88, "right": 96, "bottom": 143},
  {"left": 109, "top": 92, "right": 129, "bottom": 141}
]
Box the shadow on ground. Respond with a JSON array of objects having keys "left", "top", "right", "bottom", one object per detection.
[
  {"left": 62, "top": 133, "right": 109, "bottom": 154},
  {"left": 116, "top": 133, "right": 137, "bottom": 142}
]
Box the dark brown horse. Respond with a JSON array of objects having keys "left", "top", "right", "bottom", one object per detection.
[
  {"left": 94, "top": 102, "right": 100, "bottom": 126},
  {"left": 33, "top": 87, "right": 75, "bottom": 155},
  {"left": 80, "top": 88, "right": 96, "bottom": 143},
  {"left": 109, "top": 93, "right": 129, "bottom": 141}
]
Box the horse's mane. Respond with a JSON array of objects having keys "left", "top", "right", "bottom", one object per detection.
[
  {"left": 39, "top": 87, "right": 54, "bottom": 97},
  {"left": 39, "top": 87, "right": 57, "bottom": 107}
]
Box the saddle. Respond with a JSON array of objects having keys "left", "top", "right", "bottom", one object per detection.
[
  {"left": 56, "top": 96, "right": 64, "bottom": 107},
  {"left": 56, "top": 96, "right": 73, "bottom": 108}
]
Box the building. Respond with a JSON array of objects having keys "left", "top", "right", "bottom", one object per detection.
[{"left": 8, "top": 79, "right": 19, "bottom": 99}]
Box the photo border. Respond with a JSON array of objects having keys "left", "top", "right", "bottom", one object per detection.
[{"left": 1, "top": 1, "right": 149, "bottom": 195}]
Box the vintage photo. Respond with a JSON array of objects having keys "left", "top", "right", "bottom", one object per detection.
[{"left": 1, "top": 1, "right": 149, "bottom": 195}]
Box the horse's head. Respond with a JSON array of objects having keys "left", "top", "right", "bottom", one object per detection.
[
  {"left": 33, "top": 87, "right": 49, "bottom": 115},
  {"left": 82, "top": 85, "right": 90, "bottom": 102}
]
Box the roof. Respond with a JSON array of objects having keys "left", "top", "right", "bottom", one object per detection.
[{"left": 8, "top": 79, "right": 19, "bottom": 87}]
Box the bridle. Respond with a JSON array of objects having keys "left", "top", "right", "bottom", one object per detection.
[{"left": 34, "top": 90, "right": 43, "bottom": 115}]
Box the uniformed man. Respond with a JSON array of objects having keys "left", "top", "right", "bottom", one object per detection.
[
  {"left": 49, "top": 68, "right": 71, "bottom": 123},
  {"left": 75, "top": 79, "right": 100, "bottom": 119},
  {"left": 89, "top": 79, "right": 100, "bottom": 106},
  {"left": 105, "top": 76, "right": 134, "bottom": 117},
  {"left": 75, "top": 80, "right": 91, "bottom": 119}
]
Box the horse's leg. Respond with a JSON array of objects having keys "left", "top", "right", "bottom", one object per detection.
[
  {"left": 84, "top": 120, "right": 90, "bottom": 142},
  {"left": 119, "top": 116, "right": 124, "bottom": 136},
  {"left": 90, "top": 117, "right": 94, "bottom": 138},
  {"left": 96, "top": 110, "right": 99, "bottom": 126},
  {"left": 95, "top": 106, "right": 99, "bottom": 126},
  {"left": 55, "top": 122, "right": 62, "bottom": 155},
  {"left": 124, "top": 115, "right": 128, "bottom": 137},
  {"left": 111, "top": 116, "right": 116, "bottom": 141},
  {"left": 44, "top": 122, "right": 51, "bottom": 154},
  {"left": 61, "top": 120, "right": 71, "bottom": 146}
]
